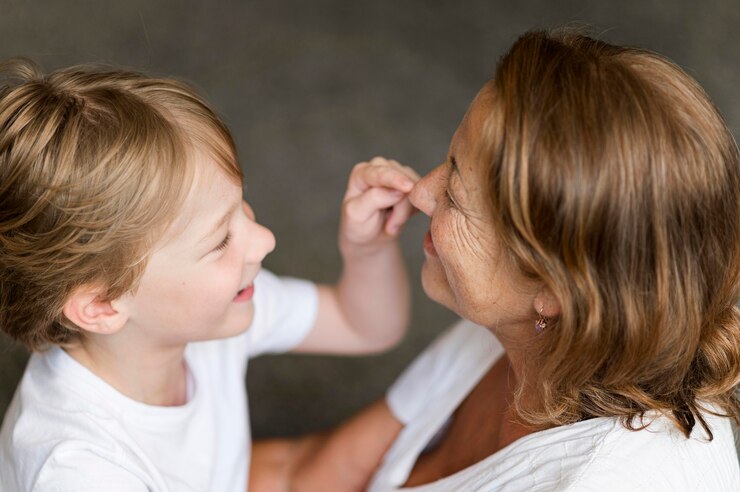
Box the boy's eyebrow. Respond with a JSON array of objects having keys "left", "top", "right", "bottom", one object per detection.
[{"left": 199, "top": 202, "right": 238, "bottom": 243}]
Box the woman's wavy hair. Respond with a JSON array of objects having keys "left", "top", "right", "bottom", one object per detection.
[
  {"left": 0, "top": 59, "right": 242, "bottom": 350},
  {"left": 481, "top": 30, "right": 740, "bottom": 438}
]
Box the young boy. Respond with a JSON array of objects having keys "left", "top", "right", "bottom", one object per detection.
[{"left": 0, "top": 58, "right": 418, "bottom": 491}]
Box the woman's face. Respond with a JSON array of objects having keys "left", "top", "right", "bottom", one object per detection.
[{"left": 409, "top": 84, "right": 538, "bottom": 330}]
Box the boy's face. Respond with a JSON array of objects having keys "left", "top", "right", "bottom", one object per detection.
[{"left": 116, "top": 148, "right": 275, "bottom": 347}]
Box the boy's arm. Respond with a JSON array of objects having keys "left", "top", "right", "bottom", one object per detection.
[
  {"left": 293, "top": 157, "right": 419, "bottom": 354},
  {"left": 249, "top": 399, "right": 403, "bottom": 492}
]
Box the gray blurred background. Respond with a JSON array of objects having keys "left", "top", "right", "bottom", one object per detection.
[{"left": 0, "top": 0, "right": 738, "bottom": 437}]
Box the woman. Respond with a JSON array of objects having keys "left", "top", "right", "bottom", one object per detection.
[{"left": 251, "top": 30, "right": 740, "bottom": 491}]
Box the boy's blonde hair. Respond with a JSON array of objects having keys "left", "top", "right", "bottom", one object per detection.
[{"left": 0, "top": 59, "right": 242, "bottom": 350}]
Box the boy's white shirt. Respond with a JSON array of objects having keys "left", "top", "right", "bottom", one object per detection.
[
  {"left": 376, "top": 319, "right": 740, "bottom": 491},
  {"left": 0, "top": 269, "right": 318, "bottom": 492}
]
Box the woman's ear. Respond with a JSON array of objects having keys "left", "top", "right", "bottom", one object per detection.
[
  {"left": 533, "top": 287, "right": 561, "bottom": 319},
  {"left": 62, "top": 285, "right": 128, "bottom": 335}
]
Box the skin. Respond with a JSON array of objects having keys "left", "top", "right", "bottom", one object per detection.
[
  {"left": 250, "top": 400, "right": 402, "bottom": 492},
  {"left": 64, "top": 147, "right": 276, "bottom": 406},
  {"left": 298, "top": 157, "right": 420, "bottom": 354},
  {"left": 63, "top": 145, "right": 420, "bottom": 410},
  {"left": 250, "top": 83, "right": 562, "bottom": 490},
  {"left": 412, "top": 83, "right": 559, "bottom": 398},
  {"left": 404, "top": 84, "right": 560, "bottom": 485}
]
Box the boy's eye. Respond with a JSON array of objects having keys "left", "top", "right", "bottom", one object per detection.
[{"left": 213, "top": 232, "right": 231, "bottom": 252}]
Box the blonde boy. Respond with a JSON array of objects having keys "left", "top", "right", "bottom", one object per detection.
[{"left": 0, "top": 59, "right": 417, "bottom": 491}]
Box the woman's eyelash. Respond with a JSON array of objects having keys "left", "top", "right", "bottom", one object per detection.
[
  {"left": 214, "top": 232, "right": 231, "bottom": 252},
  {"left": 445, "top": 188, "right": 458, "bottom": 209}
]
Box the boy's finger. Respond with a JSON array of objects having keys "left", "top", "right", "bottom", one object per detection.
[
  {"left": 384, "top": 159, "right": 421, "bottom": 184},
  {"left": 344, "top": 187, "right": 405, "bottom": 225},
  {"left": 384, "top": 198, "right": 418, "bottom": 235},
  {"left": 347, "top": 162, "right": 416, "bottom": 197},
  {"left": 399, "top": 165, "right": 421, "bottom": 183},
  {"left": 357, "top": 166, "right": 414, "bottom": 193}
]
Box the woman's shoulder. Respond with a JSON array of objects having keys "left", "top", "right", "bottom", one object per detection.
[
  {"left": 581, "top": 410, "right": 737, "bottom": 490},
  {"left": 523, "top": 409, "right": 740, "bottom": 491},
  {"left": 456, "top": 409, "right": 737, "bottom": 491}
]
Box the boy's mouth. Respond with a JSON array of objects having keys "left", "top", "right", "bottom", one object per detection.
[{"left": 233, "top": 284, "right": 255, "bottom": 302}]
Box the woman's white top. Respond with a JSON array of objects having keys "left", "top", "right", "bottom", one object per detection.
[{"left": 373, "top": 319, "right": 740, "bottom": 491}]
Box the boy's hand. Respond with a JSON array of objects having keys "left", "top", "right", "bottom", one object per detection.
[
  {"left": 340, "top": 157, "right": 419, "bottom": 251},
  {"left": 295, "top": 157, "right": 416, "bottom": 354}
]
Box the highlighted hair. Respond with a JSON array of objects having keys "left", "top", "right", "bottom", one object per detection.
[
  {"left": 0, "top": 59, "right": 242, "bottom": 349},
  {"left": 481, "top": 31, "right": 740, "bottom": 438}
]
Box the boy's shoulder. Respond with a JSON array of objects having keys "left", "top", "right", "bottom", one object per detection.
[
  {"left": 0, "top": 347, "right": 127, "bottom": 442},
  {"left": 0, "top": 343, "right": 235, "bottom": 490},
  {"left": 5, "top": 346, "right": 123, "bottom": 417},
  {"left": 0, "top": 349, "right": 141, "bottom": 490},
  {"left": 245, "top": 269, "right": 318, "bottom": 357}
]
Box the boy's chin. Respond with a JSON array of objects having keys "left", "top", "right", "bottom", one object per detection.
[
  {"left": 219, "top": 304, "right": 256, "bottom": 338},
  {"left": 186, "top": 303, "right": 255, "bottom": 343}
]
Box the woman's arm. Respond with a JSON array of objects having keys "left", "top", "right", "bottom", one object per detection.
[{"left": 249, "top": 399, "right": 403, "bottom": 492}]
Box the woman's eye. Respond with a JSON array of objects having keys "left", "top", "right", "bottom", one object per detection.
[
  {"left": 445, "top": 189, "right": 458, "bottom": 210},
  {"left": 214, "top": 232, "right": 231, "bottom": 252}
]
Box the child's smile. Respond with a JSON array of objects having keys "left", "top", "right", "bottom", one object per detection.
[
  {"left": 233, "top": 284, "right": 255, "bottom": 303},
  {"left": 115, "top": 147, "right": 275, "bottom": 347}
]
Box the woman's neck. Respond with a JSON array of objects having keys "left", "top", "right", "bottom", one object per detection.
[{"left": 487, "top": 321, "right": 543, "bottom": 410}]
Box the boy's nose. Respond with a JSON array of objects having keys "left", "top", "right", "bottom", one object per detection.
[
  {"left": 252, "top": 223, "right": 276, "bottom": 260},
  {"left": 242, "top": 201, "right": 276, "bottom": 261}
]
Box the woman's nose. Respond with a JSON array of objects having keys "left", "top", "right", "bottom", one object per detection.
[{"left": 409, "top": 166, "right": 441, "bottom": 217}]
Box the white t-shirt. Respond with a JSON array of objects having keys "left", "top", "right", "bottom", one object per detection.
[
  {"left": 375, "top": 319, "right": 740, "bottom": 491},
  {"left": 0, "top": 270, "right": 318, "bottom": 492}
]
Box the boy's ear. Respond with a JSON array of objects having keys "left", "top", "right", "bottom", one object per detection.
[{"left": 62, "top": 286, "right": 128, "bottom": 336}]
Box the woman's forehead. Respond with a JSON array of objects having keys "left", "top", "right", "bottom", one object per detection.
[
  {"left": 451, "top": 84, "right": 495, "bottom": 170},
  {"left": 465, "top": 84, "right": 496, "bottom": 136}
]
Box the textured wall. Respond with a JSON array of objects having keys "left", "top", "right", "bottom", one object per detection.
[{"left": 1, "top": 0, "right": 738, "bottom": 437}]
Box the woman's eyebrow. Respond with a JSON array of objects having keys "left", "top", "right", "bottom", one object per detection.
[
  {"left": 447, "top": 154, "right": 471, "bottom": 197},
  {"left": 449, "top": 155, "right": 461, "bottom": 176},
  {"left": 448, "top": 155, "right": 465, "bottom": 189}
]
